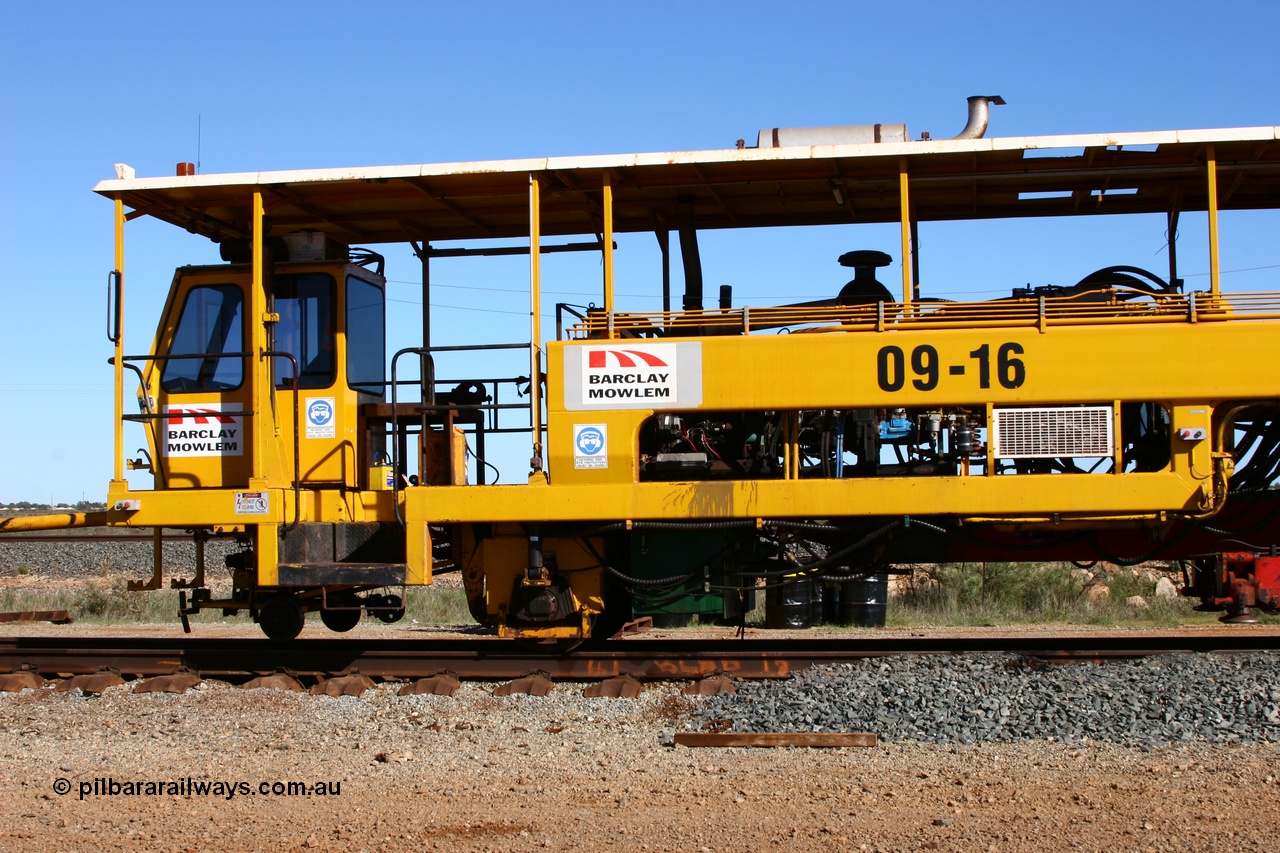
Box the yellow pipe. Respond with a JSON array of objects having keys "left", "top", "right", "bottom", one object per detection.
[
  {"left": 113, "top": 198, "right": 125, "bottom": 484},
  {"left": 0, "top": 512, "right": 113, "bottom": 533},
  {"left": 1206, "top": 144, "right": 1221, "bottom": 296},
  {"left": 898, "top": 157, "right": 913, "bottom": 308},
  {"left": 529, "top": 174, "right": 545, "bottom": 478},
  {"left": 603, "top": 173, "right": 615, "bottom": 336},
  {"left": 250, "top": 191, "right": 270, "bottom": 485}
]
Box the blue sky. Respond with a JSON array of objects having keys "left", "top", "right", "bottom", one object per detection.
[{"left": 2, "top": 1, "right": 1278, "bottom": 502}]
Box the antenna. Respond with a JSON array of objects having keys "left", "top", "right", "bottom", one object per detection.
[{"left": 197, "top": 114, "right": 202, "bottom": 175}]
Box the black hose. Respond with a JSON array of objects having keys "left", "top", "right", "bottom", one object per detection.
[
  {"left": 603, "top": 562, "right": 699, "bottom": 588},
  {"left": 909, "top": 517, "right": 1091, "bottom": 553},
  {"left": 577, "top": 519, "right": 758, "bottom": 537},
  {"left": 575, "top": 537, "right": 700, "bottom": 588},
  {"left": 748, "top": 520, "right": 902, "bottom": 581}
]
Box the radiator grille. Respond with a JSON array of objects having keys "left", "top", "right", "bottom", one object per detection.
[{"left": 992, "top": 406, "right": 1114, "bottom": 459}]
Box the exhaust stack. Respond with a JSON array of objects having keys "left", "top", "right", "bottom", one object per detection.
[
  {"left": 951, "top": 95, "right": 1006, "bottom": 140},
  {"left": 752, "top": 95, "right": 1006, "bottom": 148}
]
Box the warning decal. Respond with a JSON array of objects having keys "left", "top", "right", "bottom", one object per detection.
[
  {"left": 162, "top": 403, "right": 244, "bottom": 457},
  {"left": 305, "top": 397, "right": 336, "bottom": 439},
  {"left": 573, "top": 424, "right": 608, "bottom": 469},
  {"left": 234, "top": 492, "right": 269, "bottom": 515}
]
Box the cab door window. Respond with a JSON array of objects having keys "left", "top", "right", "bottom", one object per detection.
[
  {"left": 160, "top": 284, "right": 244, "bottom": 392},
  {"left": 273, "top": 273, "right": 336, "bottom": 389},
  {"left": 346, "top": 275, "right": 385, "bottom": 398}
]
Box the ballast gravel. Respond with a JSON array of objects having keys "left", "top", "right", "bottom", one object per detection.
[
  {"left": 0, "top": 532, "right": 238, "bottom": 580},
  {"left": 2, "top": 657, "right": 1280, "bottom": 851},
  {"left": 695, "top": 653, "right": 1280, "bottom": 746}
]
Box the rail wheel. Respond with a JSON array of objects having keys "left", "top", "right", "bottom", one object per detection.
[
  {"left": 319, "top": 606, "right": 362, "bottom": 633},
  {"left": 372, "top": 594, "right": 405, "bottom": 624},
  {"left": 258, "top": 595, "right": 305, "bottom": 641}
]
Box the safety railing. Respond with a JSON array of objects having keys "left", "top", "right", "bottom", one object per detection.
[
  {"left": 112, "top": 350, "right": 302, "bottom": 529},
  {"left": 562, "top": 290, "right": 1280, "bottom": 339},
  {"left": 385, "top": 343, "right": 535, "bottom": 517}
]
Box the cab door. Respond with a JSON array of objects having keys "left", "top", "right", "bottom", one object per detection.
[
  {"left": 270, "top": 267, "right": 386, "bottom": 489},
  {"left": 149, "top": 271, "right": 253, "bottom": 490},
  {"left": 270, "top": 270, "right": 345, "bottom": 485}
]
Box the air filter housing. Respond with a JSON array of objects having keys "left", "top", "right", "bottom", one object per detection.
[{"left": 992, "top": 406, "right": 1114, "bottom": 459}]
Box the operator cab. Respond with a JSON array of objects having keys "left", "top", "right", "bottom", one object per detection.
[{"left": 140, "top": 235, "right": 387, "bottom": 492}]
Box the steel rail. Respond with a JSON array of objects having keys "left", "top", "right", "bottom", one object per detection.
[{"left": 1, "top": 634, "right": 1277, "bottom": 682}]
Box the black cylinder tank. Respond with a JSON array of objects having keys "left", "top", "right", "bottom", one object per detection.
[
  {"left": 838, "top": 572, "right": 889, "bottom": 628},
  {"left": 765, "top": 576, "right": 822, "bottom": 629}
]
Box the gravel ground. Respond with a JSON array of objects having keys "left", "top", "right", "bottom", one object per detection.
[
  {"left": 0, "top": 532, "right": 239, "bottom": 580},
  {"left": 695, "top": 653, "right": 1280, "bottom": 746},
  {"left": 5, "top": 539, "right": 1280, "bottom": 849},
  {"left": 3, "top": 677, "right": 1280, "bottom": 852}
]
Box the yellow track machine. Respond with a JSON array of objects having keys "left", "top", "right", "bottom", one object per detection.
[{"left": 5, "top": 98, "right": 1280, "bottom": 640}]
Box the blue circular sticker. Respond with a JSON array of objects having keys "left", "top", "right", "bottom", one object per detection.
[
  {"left": 575, "top": 426, "right": 604, "bottom": 455},
  {"left": 308, "top": 400, "right": 334, "bottom": 426}
]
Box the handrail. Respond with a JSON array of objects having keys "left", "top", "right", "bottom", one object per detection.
[
  {"left": 106, "top": 270, "right": 122, "bottom": 344},
  {"left": 389, "top": 347, "right": 436, "bottom": 525},
  {"left": 111, "top": 349, "right": 305, "bottom": 523},
  {"left": 564, "top": 290, "right": 1280, "bottom": 339},
  {"left": 556, "top": 303, "right": 588, "bottom": 341},
  {"left": 261, "top": 350, "right": 301, "bottom": 532}
]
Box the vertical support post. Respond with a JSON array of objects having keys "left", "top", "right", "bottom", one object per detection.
[
  {"left": 420, "top": 243, "right": 431, "bottom": 350},
  {"left": 898, "top": 157, "right": 913, "bottom": 308},
  {"left": 909, "top": 219, "right": 921, "bottom": 302},
  {"left": 1112, "top": 400, "right": 1124, "bottom": 475},
  {"left": 112, "top": 198, "right": 126, "bottom": 484},
  {"left": 782, "top": 415, "right": 791, "bottom": 480},
  {"left": 603, "top": 172, "right": 615, "bottom": 336},
  {"left": 1205, "top": 145, "right": 1222, "bottom": 296},
  {"left": 528, "top": 174, "right": 545, "bottom": 481},
  {"left": 250, "top": 191, "right": 271, "bottom": 486},
  {"left": 657, "top": 229, "right": 671, "bottom": 315},
  {"left": 985, "top": 402, "right": 995, "bottom": 477}
]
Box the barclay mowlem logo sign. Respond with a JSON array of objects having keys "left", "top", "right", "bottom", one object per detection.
[
  {"left": 565, "top": 342, "right": 703, "bottom": 411},
  {"left": 584, "top": 348, "right": 674, "bottom": 401},
  {"left": 163, "top": 404, "right": 244, "bottom": 457},
  {"left": 586, "top": 349, "right": 668, "bottom": 369}
]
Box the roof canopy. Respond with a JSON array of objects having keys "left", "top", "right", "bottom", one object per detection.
[{"left": 95, "top": 127, "right": 1280, "bottom": 246}]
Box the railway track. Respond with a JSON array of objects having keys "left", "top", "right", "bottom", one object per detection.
[{"left": 2, "top": 633, "right": 1276, "bottom": 683}]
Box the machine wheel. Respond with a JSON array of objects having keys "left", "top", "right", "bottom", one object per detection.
[
  {"left": 372, "top": 594, "right": 405, "bottom": 624},
  {"left": 258, "top": 595, "right": 305, "bottom": 641},
  {"left": 319, "top": 606, "right": 362, "bottom": 633}
]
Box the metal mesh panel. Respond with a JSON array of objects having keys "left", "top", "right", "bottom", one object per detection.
[{"left": 992, "top": 406, "right": 1114, "bottom": 459}]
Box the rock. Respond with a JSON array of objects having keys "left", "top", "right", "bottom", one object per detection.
[
  {"left": 1126, "top": 595, "right": 1150, "bottom": 610},
  {"left": 1086, "top": 584, "right": 1111, "bottom": 605},
  {"left": 1154, "top": 577, "right": 1178, "bottom": 600}
]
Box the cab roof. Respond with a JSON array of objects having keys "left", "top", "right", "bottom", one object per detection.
[{"left": 94, "top": 126, "right": 1280, "bottom": 246}]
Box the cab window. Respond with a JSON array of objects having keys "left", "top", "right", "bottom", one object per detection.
[
  {"left": 346, "top": 275, "right": 385, "bottom": 397},
  {"left": 160, "top": 284, "right": 244, "bottom": 392},
  {"left": 273, "top": 273, "right": 336, "bottom": 389}
]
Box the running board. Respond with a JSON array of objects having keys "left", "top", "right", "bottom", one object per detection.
[{"left": 277, "top": 563, "right": 407, "bottom": 586}]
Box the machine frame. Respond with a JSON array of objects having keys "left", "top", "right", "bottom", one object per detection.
[{"left": 6, "top": 111, "right": 1280, "bottom": 640}]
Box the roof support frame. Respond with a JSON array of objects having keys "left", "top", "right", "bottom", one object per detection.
[
  {"left": 262, "top": 186, "right": 369, "bottom": 243},
  {"left": 405, "top": 178, "right": 495, "bottom": 236},
  {"left": 528, "top": 173, "right": 544, "bottom": 481}
]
